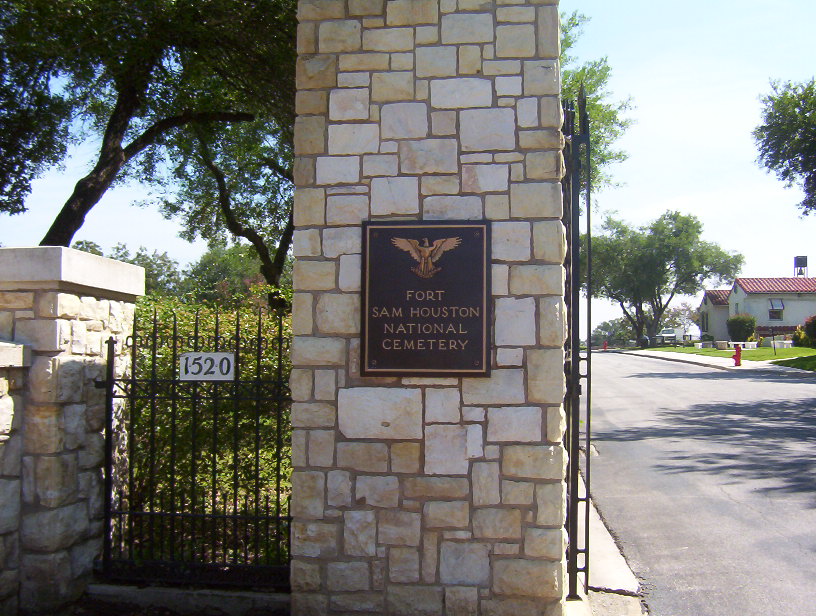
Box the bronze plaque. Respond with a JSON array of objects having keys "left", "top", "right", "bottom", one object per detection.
[{"left": 361, "top": 220, "right": 491, "bottom": 377}]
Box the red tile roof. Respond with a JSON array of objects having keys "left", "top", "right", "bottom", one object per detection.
[
  {"left": 704, "top": 289, "right": 731, "bottom": 305},
  {"left": 735, "top": 278, "right": 816, "bottom": 294}
]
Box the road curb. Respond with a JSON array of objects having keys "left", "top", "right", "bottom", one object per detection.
[
  {"left": 609, "top": 350, "right": 730, "bottom": 371},
  {"left": 605, "top": 349, "right": 815, "bottom": 376}
]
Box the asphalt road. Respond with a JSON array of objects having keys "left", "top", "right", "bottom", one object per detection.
[{"left": 588, "top": 353, "right": 816, "bottom": 616}]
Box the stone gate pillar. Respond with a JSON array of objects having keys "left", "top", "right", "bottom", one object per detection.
[
  {"left": 291, "top": 1, "right": 567, "bottom": 614},
  {"left": 0, "top": 247, "right": 144, "bottom": 615}
]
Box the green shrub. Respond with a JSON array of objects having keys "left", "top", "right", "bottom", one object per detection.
[
  {"left": 804, "top": 315, "right": 816, "bottom": 343},
  {"left": 112, "top": 287, "right": 293, "bottom": 564},
  {"left": 792, "top": 325, "right": 813, "bottom": 347},
  {"left": 701, "top": 334, "right": 714, "bottom": 342},
  {"left": 727, "top": 313, "right": 756, "bottom": 341}
]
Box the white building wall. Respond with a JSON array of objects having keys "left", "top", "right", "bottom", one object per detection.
[
  {"left": 726, "top": 284, "right": 816, "bottom": 332},
  {"left": 701, "top": 304, "right": 729, "bottom": 340},
  {"left": 740, "top": 293, "right": 816, "bottom": 328}
]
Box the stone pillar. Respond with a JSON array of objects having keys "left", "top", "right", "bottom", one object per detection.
[
  {"left": 0, "top": 247, "right": 144, "bottom": 615},
  {"left": 0, "top": 343, "right": 28, "bottom": 616},
  {"left": 291, "top": 1, "right": 566, "bottom": 615}
]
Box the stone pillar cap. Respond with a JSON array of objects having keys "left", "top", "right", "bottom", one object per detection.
[{"left": 0, "top": 246, "right": 145, "bottom": 300}]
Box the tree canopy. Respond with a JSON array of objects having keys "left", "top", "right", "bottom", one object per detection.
[
  {"left": 72, "top": 240, "right": 291, "bottom": 307},
  {"left": 590, "top": 317, "right": 635, "bottom": 347},
  {"left": 590, "top": 211, "right": 743, "bottom": 340},
  {"left": 753, "top": 78, "right": 816, "bottom": 215},
  {"left": 561, "top": 11, "right": 632, "bottom": 188},
  {"left": 660, "top": 302, "right": 700, "bottom": 335},
  {"left": 0, "top": 0, "right": 297, "bottom": 245},
  {"left": 73, "top": 240, "right": 183, "bottom": 296}
]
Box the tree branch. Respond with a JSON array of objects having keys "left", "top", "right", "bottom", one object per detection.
[
  {"left": 260, "top": 156, "right": 294, "bottom": 184},
  {"left": 196, "top": 133, "right": 291, "bottom": 309},
  {"left": 124, "top": 111, "right": 255, "bottom": 161}
]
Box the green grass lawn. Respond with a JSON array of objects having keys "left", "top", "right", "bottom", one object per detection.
[
  {"left": 647, "top": 345, "right": 816, "bottom": 362},
  {"left": 771, "top": 355, "right": 816, "bottom": 371}
]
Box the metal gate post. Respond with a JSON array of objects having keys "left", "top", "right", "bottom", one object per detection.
[
  {"left": 100, "top": 336, "right": 117, "bottom": 577},
  {"left": 564, "top": 88, "right": 593, "bottom": 599}
]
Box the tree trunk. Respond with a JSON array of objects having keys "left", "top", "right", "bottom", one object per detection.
[
  {"left": 38, "top": 87, "right": 254, "bottom": 246},
  {"left": 199, "top": 137, "right": 293, "bottom": 311},
  {"left": 39, "top": 155, "right": 127, "bottom": 246}
]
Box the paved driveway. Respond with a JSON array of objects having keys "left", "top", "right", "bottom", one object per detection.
[{"left": 589, "top": 352, "right": 816, "bottom": 616}]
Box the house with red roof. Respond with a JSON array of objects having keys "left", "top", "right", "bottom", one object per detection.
[{"left": 700, "top": 278, "right": 816, "bottom": 340}]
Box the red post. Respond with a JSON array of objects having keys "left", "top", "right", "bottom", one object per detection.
[
  {"left": 732, "top": 344, "right": 742, "bottom": 366},
  {"left": 603, "top": 340, "right": 608, "bottom": 351}
]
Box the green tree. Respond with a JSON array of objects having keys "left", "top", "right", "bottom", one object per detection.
[
  {"left": 0, "top": 0, "right": 296, "bottom": 245},
  {"left": 590, "top": 317, "right": 635, "bottom": 347},
  {"left": 753, "top": 79, "right": 816, "bottom": 214},
  {"left": 108, "top": 243, "right": 183, "bottom": 296},
  {"left": 561, "top": 11, "right": 633, "bottom": 188},
  {"left": 0, "top": 14, "right": 72, "bottom": 216},
  {"left": 182, "top": 243, "right": 285, "bottom": 305},
  {"left": 72, "top": 240, "right": 182, "bottom": 296},
  {"left": 150, "top": 118, "right": 295, "bottom": 304},
  {"left": 591, "top": 211, "right": 743, "bottom": 340},
  {"left": 660, "top": 302, "right": 700, "bottom": 336},
  {"left": 70, "top": 240, "right": 104, "bottom": 256}
]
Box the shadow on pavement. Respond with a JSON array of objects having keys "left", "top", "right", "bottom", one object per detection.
[
  {"left": 595, "top": 397, "right": 816, "bottom": 502},
  {"left": 625, "top": 369, "right": 816, "bottom": 385}
]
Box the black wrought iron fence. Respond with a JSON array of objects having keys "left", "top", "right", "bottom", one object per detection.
[
  {"left": 563, "top": 89, "right": 593, "bottom": 598},
  {"left": 97, "top": 306, "right": 292, "bottom": 590}
]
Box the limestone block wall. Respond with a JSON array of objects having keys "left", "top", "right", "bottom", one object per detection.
[
  {"left": 0, "top": 247, "right": 144, "bottom": 615},
  {"left": 0, "top": 355, "right": 25, "bottom": 616},
  {"left": 292, "top": 0, "right": 567, "bottom": 614}
]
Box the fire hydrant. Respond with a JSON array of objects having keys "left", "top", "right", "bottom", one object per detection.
[
  {"left": 732, "top": 344, "right": 742, "bottom": 367},
  {"left": 603, "top": 340, "right": 608, "bottom": 351}
]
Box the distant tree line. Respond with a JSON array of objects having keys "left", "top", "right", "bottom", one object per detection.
[{"left": 72, "top": 240, "right": 290, "bottom": 306}]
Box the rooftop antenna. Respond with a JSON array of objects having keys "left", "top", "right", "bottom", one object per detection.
[{"left": 794, "top": 256, "right": 808, "bottom": 277}]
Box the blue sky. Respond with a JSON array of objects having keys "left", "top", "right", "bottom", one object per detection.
[
  {"left": 561, "top": 0, "right": 816, "bottom": 326},
  {"left": 2, "top": 1, "right": 815, "bottom": 327}
]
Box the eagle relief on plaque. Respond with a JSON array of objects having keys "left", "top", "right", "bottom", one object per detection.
[{"left": 361, "top": 220, "right": 491, "bottom": 377}]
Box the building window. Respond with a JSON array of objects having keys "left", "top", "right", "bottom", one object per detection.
[
  {"left": 769, "top": 298, "right": 784, "bottom": 321},
  {"left": 735, "top": 302, "right": 740, "bottom": 314},
  {"left": 701, "top": 312, "right": 709, "bottom": 332}
]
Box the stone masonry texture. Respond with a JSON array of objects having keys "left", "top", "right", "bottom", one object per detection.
[
  {"left": 292, "top": 1, "right": 566, "bottom": 614},
  {"left": 0, "top": 249, "right": 142, "bottom": 616}
]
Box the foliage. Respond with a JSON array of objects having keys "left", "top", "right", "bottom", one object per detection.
[
  {"left": 0, "top": 0, "right": 297, "bottom": 245},
  {"left": 109, "top": 243, "right": 184, "bottom": 296},
  {"left": 590, "top": 317, "right": 635, "bottom": 347},
  {"left": 71, "top": 240, "right": 104, "bottom": 256},
  {"left": 727, "top": 314, "right": 756, "bottom": 341},
  {"left": 659, "top": 302, "right": 700, "bottom": 335},
  {"left": 753, "top": 79, "right": 816, "bottom": 215},
  {"left": 72, "top": 240, "right": 183, "bottom": 296},
  {"left": 590, "top": 211, "right": 743, "bottom": 340},
  {"left": 804, "top": 315, "right": 816, "bottom": 343},
  {"left": 182, "top": 243, "right": 293, "bottom": 306},
  {"left": 0, "top": 19, "right": 72, "bottom": 216},
  {"left": 561, "top": 11, "right": 633, "bottom": 188},
  {"left": 71, "top": 239, "right": 294, "bottom": 306},
  {"left": 792, "top": 325, "right": 812, "bottom": 347},
  {"left": 151, "top": 118, "right": 295, "bottom": 299},
  {"left": 113, "top": 293, "right": 292, "bottom": 564}
]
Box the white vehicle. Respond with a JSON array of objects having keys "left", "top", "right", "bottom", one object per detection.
[{"left": 658, "top": 328, "right": 678, "bottom": 341}]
